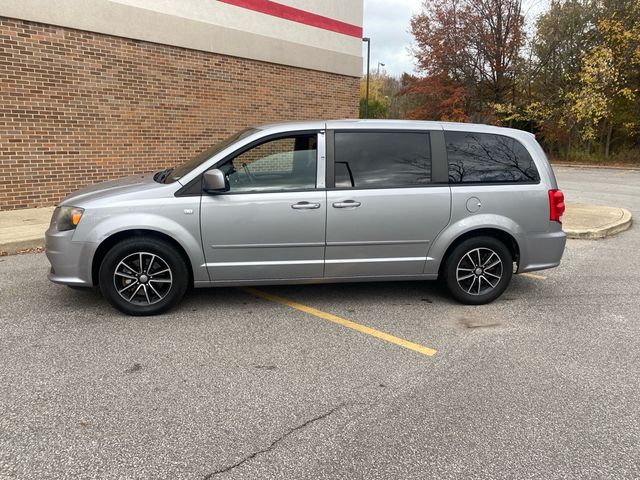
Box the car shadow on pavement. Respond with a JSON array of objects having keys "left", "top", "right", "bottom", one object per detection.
[{"left": 181, "top": 280, "right": 452, "bottom": 308}]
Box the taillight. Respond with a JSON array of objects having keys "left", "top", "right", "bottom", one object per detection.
[{"left": 549, "top": 189, "right": 565, "bottom": 223}]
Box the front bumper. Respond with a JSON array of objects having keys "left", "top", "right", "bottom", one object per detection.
[{"left": 45, "top": 226, "right": 96, "bottom": 287}]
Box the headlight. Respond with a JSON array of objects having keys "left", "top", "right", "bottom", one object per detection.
[{"left": 52, "top": 206, "right": 84, "bottom": 231}]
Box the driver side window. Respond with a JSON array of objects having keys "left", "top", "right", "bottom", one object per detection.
[{"left": 220, "top": 134, "right": 318, "bottom": 193}]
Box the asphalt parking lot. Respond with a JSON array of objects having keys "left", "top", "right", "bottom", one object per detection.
[{"left": 1, "top": 167, "right": 639, "bottom": 479}]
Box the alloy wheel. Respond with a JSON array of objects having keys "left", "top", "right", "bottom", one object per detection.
[
  {"left": 113, "top": 252, "right": 173, "bottom": 305},
  {"left": 455, "top": 247, "right": 503, "bottom": 296}
]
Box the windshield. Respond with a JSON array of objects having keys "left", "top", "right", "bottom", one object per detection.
[{"left": 163, "top": 128, "right": 259, "bottom": 184}]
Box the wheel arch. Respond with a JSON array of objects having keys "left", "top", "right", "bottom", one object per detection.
[
  {"left": 436, "top": 227, "right": 521, "bottom": 276},
  {"left": 91, "top": 229, "right": 194, "bottom": 287}
]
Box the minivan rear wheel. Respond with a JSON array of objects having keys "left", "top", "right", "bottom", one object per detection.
[
  {"left": 99, "top": 237, "right": 188, "bottom": 316},
  {"left": 443, "top": 236, "right": 513, "bottom": 305}
]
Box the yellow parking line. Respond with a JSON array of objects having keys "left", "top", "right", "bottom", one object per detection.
[
  {"left": 240, "top": 287, "right": 437, "bottom": 357},
  {"left": 520, "top": 272, "right": 547, "bottom": 280}
]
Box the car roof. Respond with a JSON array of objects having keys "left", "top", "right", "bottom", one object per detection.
[{"left": 256, "top": 119, "right": 534, "bottom": 139}]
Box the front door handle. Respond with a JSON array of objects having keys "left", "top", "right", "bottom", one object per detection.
[
  {"left": 332, "top": 200, "right": 361, "bottom": 209},
  {"left": 291, "top": 201, "right": 321, "bottom": 210}
]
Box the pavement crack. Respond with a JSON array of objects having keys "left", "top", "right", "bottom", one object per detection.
[
  {"left": 124, "top": 362, "right": 143, "bottom": 374},
  {"left": 202, "top": 403, "right": 348, "bottom": 479}
]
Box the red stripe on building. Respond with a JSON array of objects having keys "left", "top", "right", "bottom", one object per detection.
[{"left": 219, "top": 0, "right": 363, "bottom": 38}]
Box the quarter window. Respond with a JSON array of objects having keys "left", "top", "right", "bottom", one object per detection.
[
  {"left": 334, "top": 132, "right": 431, "bottom": 188},
  {"left": 445, "top": 132, "right": 540, "bottom": 184},
  {"left": 220, "top": 134, "right": 317, "bottom": 193}
]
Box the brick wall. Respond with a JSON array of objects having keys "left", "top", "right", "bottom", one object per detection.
[{"left": 0, "top": 17, "right": 359, "bottom": 210}]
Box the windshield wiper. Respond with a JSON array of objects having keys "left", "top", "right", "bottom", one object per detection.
[{"left": 154, "top": 168, "right": 174, "bottom": 183}]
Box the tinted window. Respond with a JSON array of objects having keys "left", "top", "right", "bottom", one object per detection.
[
  {"left": 219, "top": 134, "right": 317, "bottom": 193},
  {"left": 445, "top": 132, "right": 540, "bottom": 184},
  {"left": 334, "top": 132, "right": 431, "bottom": 188}
]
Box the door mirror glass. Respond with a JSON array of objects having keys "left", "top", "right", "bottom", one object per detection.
[{"left": 203, "top": 169, "right": 229, "bottom": 193}]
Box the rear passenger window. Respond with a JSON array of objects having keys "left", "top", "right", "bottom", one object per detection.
[
  {"left": 334, "top": 132, "right": 431, "bottom": 188},
  {"left": 445, "top": 132, "right": 540, "bottom": 184}
]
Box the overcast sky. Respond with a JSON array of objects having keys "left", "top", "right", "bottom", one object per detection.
[{"left": 362, "top": 0, "right": 550, "bottom": 77}]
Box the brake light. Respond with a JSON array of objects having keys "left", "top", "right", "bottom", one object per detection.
[{"left": 549, "top": 189, "right": 565, "bottom": 223}]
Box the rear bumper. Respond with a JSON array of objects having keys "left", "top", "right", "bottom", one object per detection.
[
  {"left": 518, "top": 225, "right": 566, "bottom": 273},
  {"left": 45, "top": 227, "right": 96, "bottom": 286}
]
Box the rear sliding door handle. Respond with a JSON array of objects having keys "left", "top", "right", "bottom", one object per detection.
[
  {"left": 332, "top": 200, "right": 361, "bottom": 209},
  {"left": 291, "top": 201, "right": 321, "bottom": 210}
]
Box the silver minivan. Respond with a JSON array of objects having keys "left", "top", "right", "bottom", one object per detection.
[{"left": 45, "top": 120, "right": 566, "bottom": 315}]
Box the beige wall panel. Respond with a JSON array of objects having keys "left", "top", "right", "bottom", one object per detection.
[
  {"left": 0, "top": 0, "right": 363, "bottom": 76},
  {"left": 111, "top": 0, "right": 361, "bottom": 56},
  {"left": 271, "top": 0, "right": 363, "bottom": 26}
]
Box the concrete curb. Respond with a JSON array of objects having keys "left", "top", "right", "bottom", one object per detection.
[
  {"left": 0, "top": 237, "right": 45, "bottom": 255},
  {"left": 0, "top": 207, "right": 54, "bottom": 255},
  {"left": 552, "top": 163, "right": 640, "bottom": 171},
  {"left": 563, "top": 207, "right": 633, "bottom": 240}
]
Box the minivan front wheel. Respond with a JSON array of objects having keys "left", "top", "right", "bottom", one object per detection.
[
  {"left": 443, "top": 236, "right": 513, "bottom": 305},
  {"left": 99, "top": 237, "right": 188, "bottom": 316}
]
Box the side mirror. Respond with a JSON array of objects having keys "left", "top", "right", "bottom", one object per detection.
[{"left": 203, "top": 169, "right": 229, "bottom": 193}]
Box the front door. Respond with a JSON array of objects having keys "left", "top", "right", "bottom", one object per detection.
[
  {"left": 325, "top": 130, "right": 451, "bottom": 277},
  {"left": 200, "top": 132, "right": 326, "bottom": 282}
]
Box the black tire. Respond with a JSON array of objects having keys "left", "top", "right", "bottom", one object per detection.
[
  {"left": 99, "top": 237, "right": 189, "bottom": 316},
  {"left": 443, "top": 236, "right": 513, "bottom": 305}
]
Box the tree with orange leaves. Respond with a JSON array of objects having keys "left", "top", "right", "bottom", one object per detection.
[{"left": 406, "top": 0, "right": 524, "bottom": 122}]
